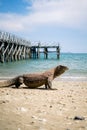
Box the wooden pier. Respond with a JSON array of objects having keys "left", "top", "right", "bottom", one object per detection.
[
  {"left": 30, "top": 45, "right": 60, "bottom": 59},
  {"left": 0, "top": 31, "right": 60, "bottom": 63}
]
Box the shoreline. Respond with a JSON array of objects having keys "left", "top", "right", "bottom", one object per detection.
[{"left": 0, "top": 75, "right": 87, "bottom": 81}]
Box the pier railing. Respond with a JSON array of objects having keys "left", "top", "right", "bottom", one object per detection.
[{"left": 0, "top": 31, "right": 60, "bottom": 63}]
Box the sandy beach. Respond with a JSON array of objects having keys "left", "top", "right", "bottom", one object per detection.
[{"left": 0, "top": 80, "right": 87, "bottom": 130}]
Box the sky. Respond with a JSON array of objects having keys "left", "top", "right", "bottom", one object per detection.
[{"left": 0, "top": 0, "right": 87, "bottom": 53}]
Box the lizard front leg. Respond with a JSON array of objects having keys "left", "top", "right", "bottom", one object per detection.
[
  {"left": 47, "top": 79, "right": 52, "bottom": 89},
  {"left": 45, "top": 77, "right": 52, "bottom": 89},
  {"left": 46, "top": 77, "right": 57, "bottom": 90}
]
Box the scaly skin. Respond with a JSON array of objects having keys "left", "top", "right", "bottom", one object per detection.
[
  {"left": 0, "top": 65, "right": 68, "bottom": 89},
  {"left": 22, "top": 65, "right": 68, "bottom": 89}
]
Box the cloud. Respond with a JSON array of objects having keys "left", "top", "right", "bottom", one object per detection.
[
  {"left": 27, "top": 0, "right": 87, "bottom": 27},
  {"left": 0, "top": 0, "right": 87, "bottom": 33},
  {"left": 0, "top": 13, "right": 24, "bottom": 32}
]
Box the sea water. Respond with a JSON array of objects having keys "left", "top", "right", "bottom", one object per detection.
[{"left": 0, "top": 53, "right": 87, "bottom": 81}]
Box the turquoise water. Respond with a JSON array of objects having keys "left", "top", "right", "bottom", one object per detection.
[{"left": 0, "top": 53, "right": 87, "bottom": 80}]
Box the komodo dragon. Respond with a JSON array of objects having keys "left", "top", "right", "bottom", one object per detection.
[{"left": 0, "top": 65, "right": 68, "bottom": 89}]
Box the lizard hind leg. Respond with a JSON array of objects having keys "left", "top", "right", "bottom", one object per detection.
[
  {"left": 45, "top": 83, "right": 48, "bottom": 89},
  {"left": 15, "top": 76, "right": 24, "bottom": 88}
]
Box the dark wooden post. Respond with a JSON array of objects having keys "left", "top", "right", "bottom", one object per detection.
[
  {"left": 44, "top": 47, "right": 48, "bottom": 59},
  {"left": 56, "top": 44, "right": 60, "bottom": 59},
  {"left": 1, "top": 43, "right": 4, "bottom": 63},
  {"left": 31, "top": 47, "right": 36, "bottom": 59},
  {"left": 37, "top": 43, "right": 40, "bottom": 59}
]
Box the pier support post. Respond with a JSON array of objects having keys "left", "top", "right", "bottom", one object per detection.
[
  {"left": 26, "top": 47, "right": 30, "bottom": 59},
  {"left": 0, "top": 43, "right": 4, "bottom": 63},
  {"left": 6, "top": 44, "right": 14, "bottom": 62},
  {"left": 37, "top": 43, "right": 40, "bottom": 59},
  {"left": 14, "top": 45, "right": 21, "bottom": 61},
  {"left": 29, "top": 48, "right": 32, "bottom": 59},
  {"left": 56, "top": 44, "right": 60, "bottom": 59},
  {"left": 28, "top": 48, "right": 31, "bottom": 58},
  {"left": 37, "top": 48, "right": 40, "bottom": 59},
  {"left": 44, "top": 47, "right": 48, "bottom": 59},
  {"left": 12, "top": 44, "right": 17, "bottom": 61},
  {"left": 22, "top": 46, "right": 26, "bottom": 59},
  {"left": 31, "top": 47, "right": 37, "bottom": 59}
]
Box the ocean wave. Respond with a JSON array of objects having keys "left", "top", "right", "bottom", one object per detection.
[{"left": 56, "top": 76, "right": 87, "bottom": 81}]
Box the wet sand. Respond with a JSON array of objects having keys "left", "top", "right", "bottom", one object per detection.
[{"left": 0, "top": 80, "right": 87, "bottom": 130}]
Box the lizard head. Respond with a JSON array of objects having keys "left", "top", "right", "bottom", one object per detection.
[{"left": 53, "top": 65, "right": 68, "bottom": 78}]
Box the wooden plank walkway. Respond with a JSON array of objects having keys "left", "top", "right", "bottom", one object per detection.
[{"left": 0, "top": 31, "right": 60, "bottom": 63}]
